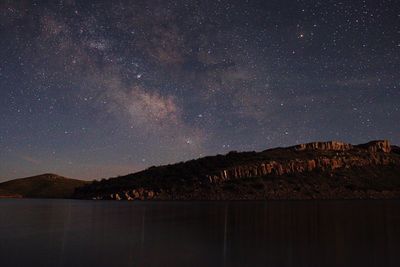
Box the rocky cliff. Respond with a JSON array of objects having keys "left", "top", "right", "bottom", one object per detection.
[
  {"left": 292, "top": 141, "right": 354, "bottom": 151},
  {"left": 75, "top": 140, "right": 400, "bottom": 200},
  {"left": 207, "top": 140, "right": 393, "bottom": 183}
]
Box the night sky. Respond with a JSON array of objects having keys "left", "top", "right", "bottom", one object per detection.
[{"left": 0, "top": 0, "right": 399, "bottom": 181}]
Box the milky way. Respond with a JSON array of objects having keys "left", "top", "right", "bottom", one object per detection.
[{"left": 0, "top": 0, "right": 399, "bottom": 180}]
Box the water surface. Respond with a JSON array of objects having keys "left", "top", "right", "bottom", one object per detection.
[{"left": 0, "top": 199, "right": 399, "bottom": 267}]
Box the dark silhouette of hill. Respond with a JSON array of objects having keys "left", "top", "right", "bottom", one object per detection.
[
  {"left": 0, "top": 173, "right": 87, "bottom": 199},
  {"left": 75, "top": 140, "right": 400, "bottom": 200}
]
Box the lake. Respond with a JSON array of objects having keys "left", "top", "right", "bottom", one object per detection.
[{"left": 0, "top": 199, "right": 399, "bottom": 267}]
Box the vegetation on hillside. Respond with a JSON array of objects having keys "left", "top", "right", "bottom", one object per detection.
[
  {"left": 75, "top": 143, "right": 400, "bottom": 200},
  {"left": 0, "top": 174, "right": 87, "bottom": 198}
]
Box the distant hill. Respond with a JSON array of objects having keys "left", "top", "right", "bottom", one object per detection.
[
  {"left": 0, "top": 174, "right": 88, "bottom": 199},
  {"left": 75, "top": 140, "right": 400, "bottom": 200}
]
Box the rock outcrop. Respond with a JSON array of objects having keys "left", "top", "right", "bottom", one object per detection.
[
  {"left": 292, "top": 141, "right": 353, "bottom": 151},
  {"left": 105, "top": 188, "right": 157, "bottom": 201},
  {"left": 206, "top": 140, "right": 393, "bottom": 183},
  {"left": 291, "top": 140, "right": 391, "bottom": 153},
  {"left": 356, "top": 140, "right": 391, "bottom": 153},
  {"left": 206, "top": 153, "right": 393, "bottom": 183}
]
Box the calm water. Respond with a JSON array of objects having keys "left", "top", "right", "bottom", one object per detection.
[{"left": 0, "top": 199, "right": 399, "bottom": 267}]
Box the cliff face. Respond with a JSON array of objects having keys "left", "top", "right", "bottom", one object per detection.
[
  {"left": 292, "top": 141, "right": 353, "bottom": 151},
  {"left": 291, "top": 140, "right": 391, "bottom": 153},
  {"left": 357, "top": 140, "right": 391, "bottom": 153},
  {"left": 207, "top": 140, "right": 393, "bottom": 183},
  {"left": 75, "top": 140, "right": 400, "bottom": 200}
]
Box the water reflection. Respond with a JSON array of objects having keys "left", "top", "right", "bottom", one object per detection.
[{"left": 0, "top": 199, "right": 399, "bottom": 267}]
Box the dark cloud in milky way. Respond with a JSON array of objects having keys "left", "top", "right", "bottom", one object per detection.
[{"left": 0, "top": 0, "right": 399, "bottom": 180}]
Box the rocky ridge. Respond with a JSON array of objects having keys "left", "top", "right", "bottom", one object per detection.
[
  {"left": 75, "top": 140, "right": 400, "bottom": 200},
  {"left": 207, "top": 140, "right": 393, "bottom": 183}
]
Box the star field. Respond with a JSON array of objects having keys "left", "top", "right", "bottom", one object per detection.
[{"left": 0, "top": 0, "right": 399, "bottom": 180}]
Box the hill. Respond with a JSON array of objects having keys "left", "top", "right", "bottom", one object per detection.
[
  {"left": 0, "top": 174, "right": 88, "bottom": 199},
  {"left": 75, "top": 140, "right": 400, "bottom": 200}
]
